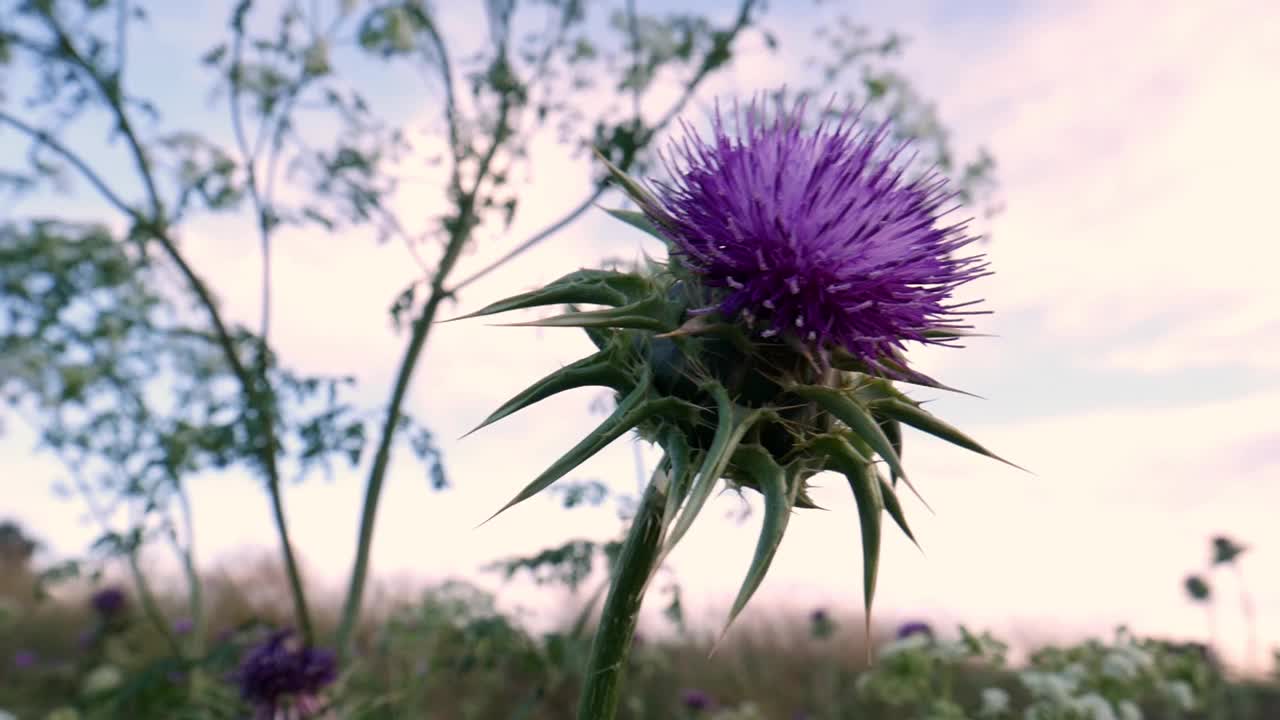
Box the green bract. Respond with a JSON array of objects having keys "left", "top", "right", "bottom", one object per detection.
[{"left": 461, "top": 159, "right": 1016, "bottom": 642}]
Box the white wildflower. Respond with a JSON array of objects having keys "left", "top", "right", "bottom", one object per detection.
[
  {"left": 979, "top": 687, "right": 1011, "bottom": 717},
  {"left": 1074, "top": 693, "right": 1117, "bottom": 720},
  {"left": 82, "top": 664, "right": 124, "bottom": 695},
  {"left": 1101, "top": 651, "right": 1140, "bottom": 681},
  {"left": 1117, "top": 699, "right": 1142, "bottom": 720},
  {"left": 879, "top": 632, "right": 931, "bottom": 658},
  {"left": 1020, "top": 670, "right": 1079, "bottom": 704},
  {"left": 1164, "top": 680, "right": 1195, "bottom": 711}
]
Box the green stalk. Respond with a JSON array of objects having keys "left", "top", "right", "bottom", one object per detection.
[
  {"left": 577, "top": 467, "right": 668, "bottom": 720},
  {"left": 1233, "top": 563, "right": 1258, "bottom": 674}
]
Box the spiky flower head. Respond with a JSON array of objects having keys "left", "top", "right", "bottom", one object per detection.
[
  {"left": 234, "top": 630, "right": 337, "bottom": 719},
  {"left": 642, "top": 97, "right": 988, "bottom": 370},
  {"left": 460, "top": 90, "right": 1016, "bottom": 647}
]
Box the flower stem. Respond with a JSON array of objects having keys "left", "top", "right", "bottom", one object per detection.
[
  {"left": 1233, "top": 564, "right": 1258, "bottom": 674},
  {"left": 577, "top": 467, "right": 668, "bottom": 720}
]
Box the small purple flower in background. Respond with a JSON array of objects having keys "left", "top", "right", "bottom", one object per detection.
[
  {"left": 90, "top": 586, "right": 127, "bottom": 618},
  {"left": 681, "top": 688, "right": 714, "bottom": 713},
  {"left": 641, "top": 96, "right": 988, "bottom": 370},
  {"left": 809, "top": 607, "right": 836, "bottom": 639},
  {"left": 12, "top": 650, "right": 36, "bottom": 669},
  {"left": 173, "top": 618, "right": 194, "bottom": 635},
  {"left": 234, "top": 630, "right": 337, "bottom": 719},
  {"left": 896, "top": 620, "right": 934, "bottom": 640}
]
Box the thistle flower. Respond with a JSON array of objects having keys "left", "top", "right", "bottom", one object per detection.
[
  {"left": 12, "top": 649, "right": 36, "bottom": 669},
  {"left": 462, "top": 91, "right": 1014, "bottom": 691},
  {"left": 681, "top": 688, "right": 714, "bottom": 712},
  {"left": 896, "top": 620, "right": 934, "bottom": 640},
  {"left": 641, "top": 97, "right": 988, "bottom": 370},
  {"left": 173, "top": 618, "right": 194, "bottom": 635},
  {"left": 89, "top": 587, "right": 126, "bottom": 618},
  {"left": 233, "top": 630, "right": 337, "bottom": 718},
  {"left": 809, "top": 608, "right": 836, "bottom": 639}
]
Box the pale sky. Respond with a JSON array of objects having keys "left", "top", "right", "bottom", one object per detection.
[{"left": 3, "top": 0, "right": 1279, "bottom": 672}]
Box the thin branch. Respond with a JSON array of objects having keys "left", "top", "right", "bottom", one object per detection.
[
  {"left": 446, "top": 0, "right": 759, "bottom": 295},
  {"left": 227, "top": 0, "right": 277, "bottom": 344},
  {"left": 334, "top": 30, "right": 516, "bottom": 654},
  {"left": 65, "top": 461, "right": 185, "bottom": 660},
  {"left": 116, "top": 0, "right": 128, "bottom": 78},
  {"left": 0, "top": 110, "right": 139, "bottom": 219},
  {"left": 421, "top": 20, "right": 462, "bottom": 172},
  {"left": 41, "top": 13, "right": 165, "bottom": 221},
  {"left": 625, "top": 0, "right": 642, "bottom": 121},
  {"left": 447, "top": 190, "right": 601, "bottom": 295},
  {"left": 31, "top": 6, "right": 314, "bottom": 645}
]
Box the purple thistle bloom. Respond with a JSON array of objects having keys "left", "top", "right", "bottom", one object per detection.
[
  {"left": 13, "top": 649, "right": 37, "bottom": 669},
  {"left": 234, "top": 630, "right": 337, "bottom": 718},
  {"left": 90, "top": 586, "right": 127, "bottom": 618},
  {"left": 810, "top": 608, "right": 828, "bottom": 624},
  {"left": 681, "top": 688, "right": 714, "bottom": 712},
  {"left": 173, "top": 618, "right": 194, "bottom": 635},
  {"left": 896, "top": 620, "right": 934, "bottom": 640},
  {"left": 643, "top": 96, "right": 988, "bottom": 369}
]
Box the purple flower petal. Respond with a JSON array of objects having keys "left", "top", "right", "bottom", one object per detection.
[{"left": 644, "top": 95, "right": 988, "bottom": 369}]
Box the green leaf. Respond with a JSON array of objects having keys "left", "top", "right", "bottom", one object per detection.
[
  {"left": 791, "top": 385, "right": 912, "bottom": 493},
  {"left": 872, "top": 398, "right": 1023, "bottom": 471},
  {"left": 593, "top": 148, "right": 667, "bottom": 220},
  {"left": 878, "top": 413, "right": 903, "bottom": 486},
  {"left": 718, "top": 445, "right": 797, "bottom": 642},
  {"left": 809, "top": 435, "right": 882, "bottom": 644},
  {"left": 602, "top": 207, "right": 666, "bottom": 242},
  {"left": 660, "top": 428, "right": 693, "bottom": 530},
  {"left": 878, "top": 353, "right": 981, "bottom": 398},
  {"left": 445, "top": 269, "right": 651, "bottom": 322},
  {"left": 495, "top": 295, "right": 673, "bottom": 333},
  {"left": 877, "top": 471, "right": 918, "bottom": 548},
  {"left": 660, "top": 384, "right": 766, "bottom": 560},
  {"left": 464, "top": 349, "right": 634, "bottom": 438},
  {"left": 569, "top": 304, "right": 616, "bottom": 350},
  {"left": 482, "top": 386, "right": 695, "bottom": 524}
]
